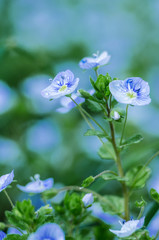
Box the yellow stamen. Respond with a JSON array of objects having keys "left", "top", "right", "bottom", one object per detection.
[{"left": 59, "top": 85, "right": 67, "bottom": 92}]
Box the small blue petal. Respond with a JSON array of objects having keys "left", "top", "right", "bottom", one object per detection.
[
  {"left": 79, "top": 51, "right": 110, "bottom": 70},
  {"left": 0, "top": 231, "right": 6, "bottom": 240},
  {"left": 0, "top": 170, "right": 14, "bottom": 192},
  {"left": 17, "top": 176, "right": 53, "bottom": 193},
  {"left": 27, "top": 223, "right": 65, "bottom": 240},
  {"left": 82, "top": 193, "right": 94, "bottom": 207}
]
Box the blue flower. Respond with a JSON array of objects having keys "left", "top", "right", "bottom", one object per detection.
[
  {"left": 109, "top": 78, "right": 151, "bottom": 106},
  {"left": 27, "top": 223, "right": 65, "bottom": 240},
  {"left": 79, "top": 51, "right": 111, "bottom": 69},
  {"left": 0, "top": 231, "right": 6, "bottom": 240},
  {"left": 82, "top": 193, "right": 94, "bottom": 207},
  {"left": 17, "top": 174, "right": 53, "bottom": 193},
  {"left": 109, "top": 217, "right": 145, "bottom": 238},
  {"left": 41, "top": 70, "right": 79, "bottom": 99},
  {"left": 56, "top": 93, "right": 85, "bottom": 113},
  {"left": 0, "top": 170, "right": 14, "bottom": 192}
]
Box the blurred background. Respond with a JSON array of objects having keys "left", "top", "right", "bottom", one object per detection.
[{"left": 0, "top": 0, "right": 159, "bottom": 237}]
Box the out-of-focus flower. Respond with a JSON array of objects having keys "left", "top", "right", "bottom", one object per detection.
[
  {"left": 56, "top": 93, "right": 84, "bottom": 113},
  {"left": 89, "top": 203, "right": 119, "bottom": 225},
  {"left": 0, "top": 231, "right": 6, "bottom": 239},
  {"left": 0, "top": 170, "right": 14, "bottom": 192},
  {"left": 79, "top": 51, "right": 110, "bottom": 69},
  {"left": 27, "top": 223, "right": 65, "bottom": 240},
  {"left": 111, "top": 110, "right": 120, "bottom": 120},
  {"left": 17, "top": 174, "right": 53, "bottom": 193},
  {"left": 7, "top": 227, "right": 23, "bottom": 235},
  {"left": 41, "top": 70, "right": 79, "bottom": 99},
  {"left": 109, "top": 78, "right": 151, "bottom": 106},
  {"left": 82, "top": 193, "right": 94, "bottom": 207},
  {"left": 109, "top": 217, "right": 145, "bottom": 238}
]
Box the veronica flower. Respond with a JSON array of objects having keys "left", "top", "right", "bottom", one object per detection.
[
  {"left": 17, "top": 174, "right": 53, "bottom": 193},
  {"left": 79, "top": 51, "right": 111, "bottom": 69},
  {"left": 109, "top": 78, "right": 151, "bottom": 106},
  {"left": 82, "top": 193, "right": 94, "bottom": 207},
  {"left": 0, "top": 170, "right": 14, "bottom": 192},
  {"left": 109, "top": 217, "right": 145, "bottom": 238},
  {"left": 41, "top": 70, "right": 79, "bottom": 99},
  {"left": 27, "top": 223, "right": 65, "bottom": 240},
  {"left": 56, "top": 93, "right": 84, "bottom": 113},
  {"left": 0, "top": 231, "right": 6, "bottom": 240}
]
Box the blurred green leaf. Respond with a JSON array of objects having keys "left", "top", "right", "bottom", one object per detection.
[
  {"left": 42, "top": 188, "right": 58, "bottom": 200},
  {"left": 101, "top": 172, "right": 127, "bottom": 182},
  {"left": 4, "top": 235, "right": 28, "bottom": 240},
  {"left": 85, "top": 99, "right": 102, "bottom": 113},
  {"left": 84, "top": 129, "right": 105, "bottom": 138},
  {"left": 135, "top": 197, "right": 147, "bottom": 208},
  {"left": 98, "top": 142, "right": 116, "bottom": 160},
  {"left": 120, "top": 134, "right": 143, "bottom": 148},
  {"left": 101, "top": 195, "right": 124, "bottom": 215},
  {"left": 64, "top": 192, "right": 83, "bottom": 216},
  {"left": 126, "top": 165, "right": 151, "bottom": 189},
  {"left": 150, "top": 188, "right": 159, "bottom": 203}
]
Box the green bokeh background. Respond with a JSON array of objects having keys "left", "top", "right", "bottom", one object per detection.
[{"left": 0, "top": 0, "right": 159, "bottom": 235}]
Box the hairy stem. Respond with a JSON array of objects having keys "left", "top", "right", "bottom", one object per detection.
[
  {"left": 4, "top": 189, "right": 14, "bottom": 208},
  {"left": 120, "top": 104, "right": 129, "bottom": 145},
  {"left": 106, "top": 102, "right": 129, "bottom": 220}
]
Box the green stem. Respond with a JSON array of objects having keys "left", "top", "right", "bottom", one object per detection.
[
  {"left": 105, "top": 101, "right": 129, "bottom": 220},
  {"left": 4, "top": 189, "right": 14, "bottom": 208},
  {"left": 81, "top": 107, "right": 110, "bottom": 141},
  {"left": 70, "top": 96, "right": 109, "bottom": 143},
  {"left": 120, "top": 104, "right": 129, "bottom": 145},
  {"left": 94, "top": 170, "right": 118, "bottom": 180},
  {"left": 94, "top": 67, "right": 99, "bottom": 78},
  {"left": 145, "top": 202, "right": 159, "bottom": 227},
  {"left": 137, "top": 206, "right": 144, "bottom": 219}
]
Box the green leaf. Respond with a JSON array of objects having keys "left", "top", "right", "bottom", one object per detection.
[
  {"left": 82, "top": 176, "right": 95, "bottom": 187},
  {"left": 5, "top": 199, "right": 35, "bottom": 231},
  {"left": 98, "top": 142, "right": 116, "bottom": 160},
  {"left": 0, "top": 222, "right": 6, "bottom": 230},
  {"left": 125, "top": 165, "right": 151, "bottom": 189},
  {"left": 4, "top": 235, "right": 28, "bottom": 240},
  {"left": 64, "top": 192, "right": 83, "bottom": 216},
  {"left": 101, "top": 172, "right": 127, "bottom": 182},
  {"left": 84, "top": 99, "right": 102, "bottom": 113},
  {"left": 135, "top": 197, "right": 147, "bottom": 208},
  {"left": 150, "top": 188, "right": 159, "bottom": 203},
  {"left": 120, "top": 134, "right": 143, "bottom": 148},
  {"left": 101, "top": 195, "right": 124, "bottom": 215},
  {"left": 84, "top": 129, "right": 105, "bottom": 138},
  {"left": 42, "top": 188, "right": 58, "bottom": 200}
]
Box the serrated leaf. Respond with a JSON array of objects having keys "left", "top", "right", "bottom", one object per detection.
[
  {"left": 84, "top": 129, "right": 105, "bottom": 138},
  {"left": 126, "top": 165, "right": 151, "bottom": 189},
  {"left": 98, "top": 142, "right": 116, "bottom": 160},
  {"left": 82, "top": 176, "right": 94, "bottom": 187},
  {"left": 120, "top": 134, "right": 143, "bottom": 148},
  {"left": 150, "top": 188, "right": 159, "bottom": 203},
  {"left": 5, "top": 199, "right": 35, "bottom": 230},
  {"left": 101, "top": 195, "right": 124, "bottom": 215}
]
